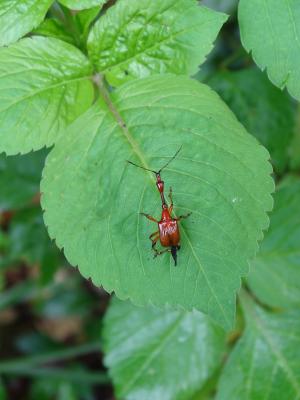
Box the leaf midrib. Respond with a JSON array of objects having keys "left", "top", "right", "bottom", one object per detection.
[{"left": 97, "top": 76, "right": 154, "bottom": 174}]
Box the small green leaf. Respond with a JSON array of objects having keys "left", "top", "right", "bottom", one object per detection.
[
  {"left": 74, "top": 6, "right": 102, "bottom": 39},
  {"left": 217, "top": 293, "right": 300, "bottom": 399},
  {"left": 0, "top": 36, "right": 94, "bottom": 155},
  {"left": 33, "top": 18, "right": 77, "bottom": 45},
  {"left": 41, "top": 75, "right": 273, "bottom": 329},
  {"left": 248, "top": 178, "right": 300, "bottom": 309},
  {"left": 0, "top": 0, "right": 53, "bottom": 47},
  {"left": 238, "top": 0, "right": 300, "bottom": 102},
  {"left": 58, "top": 0, "right": 106, "bottom": 10},
  {"left": 103, "top": 297, "right": 226, "bottom": 400},
  {"left": 0, "top": 150, "right": 46, "bottom": 211},
  {"left": 88, "top": 0, "right": 227, "bottom": 86},
  {"left": 208, "top": 68, "right": 295, "bottom": 173}
]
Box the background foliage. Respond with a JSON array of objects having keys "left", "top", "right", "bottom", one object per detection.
[{"left": 0, "top": 0, "right": 299, "bottom": 399}]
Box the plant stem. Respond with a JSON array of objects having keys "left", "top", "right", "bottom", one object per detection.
[
  {"left": 2, "top": 367, "right": 109, "bottom": 384},
  {"left": 0, "top": 342, "right": 101, "bottom": 373},
  {"left": 93, "top": 74, "right": 127, "bottom": 131}
]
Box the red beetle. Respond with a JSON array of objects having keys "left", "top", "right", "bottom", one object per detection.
[{"left": 128, "top": 148, "right": 191, "bottom": 265}]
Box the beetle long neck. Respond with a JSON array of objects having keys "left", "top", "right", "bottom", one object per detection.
[
  {"left": 156, "top": 174, "right": 166, "bottom": 206},
  {"left": 160, "top": 192, "right": 166, "bottom": 206}
]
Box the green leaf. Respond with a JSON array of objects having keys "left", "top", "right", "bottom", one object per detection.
[
  {"left": 2, "top": 206, "right": 60, "bottom": 269},
  {"left": 0, "top": 0, "right": 53, "bottom": 47},
  {"left": 33, "top": 18, "right": 77, "bottom": 45},
  {"left": 33, "top": 8, "right": 102, "bottom": 49},
  {"left": 74, "top": 6, "right": 102, "bottom": 40},
  {"left": 41, "top": 75, "right": 273, "bottom": 329},
  {"left": 58, "top": 0, "right": 106, "bottom": 10},
  {"left": 0, "top": 150, "right": 46, "bottom": 211},
  {"left": 217, "top": 293, "right": 300, "bottom": 400},
  {"left": 87, "top": 0, "right": 227, "bottom": 86},
  {"left": 238, "top": 0, "right": 300, "bottom": 102},
  {"left": 201, "top": 0, "right": 237, "bottom": 14},
  {"left": 103, "top": 297, "right": 226, "bottom": 400},
  {"left": 0, "top": 36, "right": 94, "bottom": 155},
  {"left": 247, "top": 178, "right": 300, "bottom": 309},
  {"left": 208, "top": 68, "right": 295, "bottom": 173}
]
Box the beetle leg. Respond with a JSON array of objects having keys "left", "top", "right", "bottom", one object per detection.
[
  {"left": 140, "top": 212, "right": 159, "bottom": 223},
  {"left": 153, "top": 248, "right": 170, "bottom": 258},
  {"left": 149, "top": 233, "right": 169, "bottom": 258},
  {"left": 149, "top": 231, "right": 159, "bottom": 247},
  {"left": 149, "top": 231, "right": 159, "bottom": 239},
  {"left": 150, "top": 232, "right": 160, "bottom": 253},
  {"left": 176, "top": 212, "right": 192, "bottom": 221},
  {"left": 168, "top": 186, "right": 173, "bottom": 214}
]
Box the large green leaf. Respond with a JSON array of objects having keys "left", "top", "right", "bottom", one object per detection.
[
  {"left": 217, "top": 293, "right": 300, "bottom": 400},
  {"left": 208, "top": 68, "right": 295, "bottom": 173},
  {"left": 247, "top": 178, "right": 300, "bottom": 309},
  {"left": 238, "top": 0, "right": 300, "bottom": 102},
  {"left": 0, "top": 36, "right": 94, "bottom": 155},
  {"left": 103, "top": 297, "right": 226, "bottom": 400},
  {"left": 0, "top": 150, "right": 46, "bottom": 211},
  {"left": 88, "top": 0, "right": 227, "bottom": 86},
  {"left": 41, "top": 75, "right": 273, "bottom": 329},
  {"left": 0, "top": 0, "right": 53, "bottom": 47},
  {"left": 58, "top": 0, "right": 106, "bottom": 10}
]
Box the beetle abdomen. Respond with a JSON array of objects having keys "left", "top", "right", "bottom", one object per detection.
[{"left": 159, "top": 220, "right": 180, "bottom": 247}]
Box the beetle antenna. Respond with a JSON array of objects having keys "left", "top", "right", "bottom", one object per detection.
[
  {"left": 158, "top": 146, "right": 182, "bottom": 173},
  {"left": 127, "top": 160, "right": 157, "bottom": 174}
]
